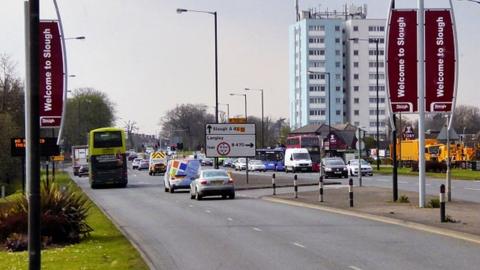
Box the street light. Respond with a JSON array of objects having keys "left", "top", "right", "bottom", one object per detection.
[
  {"left": 350, "top": 37, "right": 381, "bottom": 170},
  {"left": 458, "top": 0, "right": 480, "bottom": 4},
  {"left": 308, "top": 70, "right": 331, "bottom": 155},
  {"left": 64, "top": 36, "right": 86, "bottom": 40},
  {"left": 245, "top": 88, "right": 264, "bottom": 148},
  {"left": 177, "top": 8, "right": 219, "bottom": 168},
  {"left": 229, "top": 93, "right": 247, "bottom": 121},
  {"left": 176, "top": 8, "right": 219, "bottom": 124}
]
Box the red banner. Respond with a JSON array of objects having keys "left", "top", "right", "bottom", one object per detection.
[
  {"left": 39, "top": 21, "right": 64, "bottom": 128},
  {"left": 425, "top": 10, "right": 456, "bottom": 113},
  {"left": 386, "top": 10, "right": 418, "bottom": 113}
]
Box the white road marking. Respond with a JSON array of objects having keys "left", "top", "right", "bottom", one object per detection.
[
  {"left": 292, "top": 242, "right": 306, "bottom": 249},
  {"left": 227, "top": 217, "right": 233, "bottom": 221},
  {"left": 252, "top": 227, "right": 262, "bottom": 232},
  {"left": 205, "top": 210, "right": 212, "bottom": 213},
  {"left": 376, "top": 179, "right": 389, "bottom": 182},
  {"left": 399, "top": 181, "right": 408, "bottom": 184},
  {"left": 464, "top": 187, "right": 480, "bottom": 191},
  {"left": 349, "top": 266, "right": 363, "bottom": 270},
  {"left": 189, "top": 205, "right": 194, "bottom": 208}
]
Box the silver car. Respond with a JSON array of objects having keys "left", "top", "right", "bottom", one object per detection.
[
  {"left": 234, "top": 158, "right": 247, "bottom": 171},
  {"left": 248, "top": 159, "right": 266, "bottom": 172},
  {"left": 190, "top": 169, "right": 235, "bottom": 200}
]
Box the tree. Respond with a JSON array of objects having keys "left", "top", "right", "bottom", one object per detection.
[
  {"left": 63, "top": 88, "right": 116, "bottom": 149},
  {"left": 124, "top": 120, "right": 139, "bottom": 150},
  {"left": 160, "top": 104, "right": 214, "bottom": 151},
  {"left": 0, "top": 54, "right": 24, "bottom": 191}
]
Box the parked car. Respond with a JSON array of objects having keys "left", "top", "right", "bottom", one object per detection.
[
  {"left": 233, "top": 158, "right": 247, "bottom": 171},
  {"left": 138, "top": 159, "right": 149, "bottom": 170},
  {"left": 223, "top": 158, "right": 234, "bottom": 167},
  {"left": 201, "top": 158, "right": 214, "bottom": 166},
  {"left": 78, "top": 164, "right": 89, "bottom": 177},
  {"left": 127, "top": 152, "right": 138, "bottom": 161},
  {"left": 346, "top": 159, "right": 373, "bottom": 176},
  {"left": 248, "top": 159, "right": 266, "bottom": 172},
  {"left": 322, "top": 157, "right": 348, "bottom": 178},
  {"left": 190, "top": 169, "right": 235, "bottom": 200},
  {"left": 132, "top": 158, "right": 142, "bottom": 170},
  {"left": 284, "top": 148, "right": 312, "bottom": 173}
]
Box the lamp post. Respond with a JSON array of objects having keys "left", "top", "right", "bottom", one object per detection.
[
  {"left": 308, "top": 70, "right": 331, "bottom": 155},
  {"left": 177, "top": 8, "right": 219, "bottom": 124},
  {"left": 245, "top": 88, "right": 264, "bottom": 148},
  {"left": 177, "top": 8, "right": 219, "bottom": 168},
  {"left": 349, "top": 37, "right": 381, "bottom": 170},
  {"left": 459, "top": 0, "right": 480, "bottom": 4}
]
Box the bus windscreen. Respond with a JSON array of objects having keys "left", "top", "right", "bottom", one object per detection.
[{"left": 93, "top": 131, "right": 122, "bottom": 148}]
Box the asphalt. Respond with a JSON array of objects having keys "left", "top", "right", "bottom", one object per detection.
[{"left": 69, "top": 166, "right": 480, "bottom": 270}]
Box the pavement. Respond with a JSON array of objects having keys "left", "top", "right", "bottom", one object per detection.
[{"left": 228, "top": 170, "right": 480, "bottom": 243}]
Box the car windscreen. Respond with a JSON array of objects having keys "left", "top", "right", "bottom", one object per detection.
[
  {"left": 203, "top": 171, "right": 229, "bottom": 178},
  {"left": 293, "top": 153, "right": 310, "bottom": 160},
  {"left": 93, "top": 131, "right": 122, "bottom": 148},
  {"left": 326, "top": 160, "right": 345, "bottom": 166}
]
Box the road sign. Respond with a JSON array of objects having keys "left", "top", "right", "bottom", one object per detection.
[
  {"left": 386, "top": 9, "right": 418, "bottom": 113},
  {"left": 205, "top": 123, "right": 256, "bottom": 158},
  {"left": 228, "top": 118, "right": 247, "bottom": 124},
  {"left": 11, "top": 137, "right": 60, "bottom": 157},
  {"left": 150, "top": 151, "right": 166, "bottom": 159}
]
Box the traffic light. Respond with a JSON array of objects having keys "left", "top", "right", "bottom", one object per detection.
[{"left": 176, "top": 142, "right": 184, "bottom": 151}]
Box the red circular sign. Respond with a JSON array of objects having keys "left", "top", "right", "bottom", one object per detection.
[{"left": 217, "top": 142, "right": 231, "bottom": 156}]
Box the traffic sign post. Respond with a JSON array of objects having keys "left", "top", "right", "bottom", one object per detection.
[{"left": 205, "top": 124, "right": 256, "bottom": 158}]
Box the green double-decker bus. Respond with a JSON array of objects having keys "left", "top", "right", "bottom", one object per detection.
[{"left": 88, "top": 127, "right": 128, "bottom": 188}]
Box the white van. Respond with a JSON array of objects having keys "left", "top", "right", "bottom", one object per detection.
[{"left": 284, "top": 148, "right": 312, "bottom": 173}]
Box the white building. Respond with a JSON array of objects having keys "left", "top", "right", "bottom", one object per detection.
[{"left": 289, "top": 4, "right": 387, "bottom": 138}]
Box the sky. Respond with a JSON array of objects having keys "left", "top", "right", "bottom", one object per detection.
[{"left": 1, "top": 0, "right": 479, "bottom": 134}]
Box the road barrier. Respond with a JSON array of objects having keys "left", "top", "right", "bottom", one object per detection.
[
  {"left": 349, "top": 178, "right": 354, "bottom": 207},
  {"left": 294, "top": 174, "right": 298, "bottom": 198},
  {"left": 319, "top": 176, "right": 324, "bottom": 202},
  {"left": 272, "top": 173, "right": 276, "bottom": 195},
  {"left": 440, "top": 184, "right": 446, "bottom": 222}
]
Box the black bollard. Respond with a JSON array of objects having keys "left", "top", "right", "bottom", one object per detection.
[
  {"left": 349, "top": 178, "right": 354, "bottom": 207},
  {"left": 294, "top": 174, "right": 298, "bottom": 198},
  {"left": 272, "top": 173, "right": 276, "bottom": 195},
  {"left": 319, "top": 176, "right": 324, "bottom": 202},
  {"left": 440, "top": 184, "right": 446, "bottom": 222}
]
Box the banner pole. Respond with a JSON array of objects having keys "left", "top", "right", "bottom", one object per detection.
[{"left": 418, "top": 0, "right": 426, "bottom": 208}]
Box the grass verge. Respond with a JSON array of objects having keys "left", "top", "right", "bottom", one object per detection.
[
  {"left": 0, "top": 171, "right": 149, "bottom": 270},
  {"left": 373, "top": 166, "right": 480, "bottom": 180}
]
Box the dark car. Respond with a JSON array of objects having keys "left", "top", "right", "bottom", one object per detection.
[
  {"left": 321, "top": 158, "right": 348, "bottom": 178},
  {"left": 78, "top": 164, "right": 89, "bottom": 177}
]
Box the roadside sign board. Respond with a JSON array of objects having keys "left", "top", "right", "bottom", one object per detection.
[
  {"left": 425, "top": 9, "right": 456, "bottom": 113},
  {"left": 205, "top": 124, "right": 256, "bottom": 158},
  {"left": 39, "top": 21, "right": 64, "bottom": 128},
  {"left": 386, "top": 9, "right": 418, "bottom": 113},
  {"left": 11, "top": 137, "right": 60, "bottom": 157}
]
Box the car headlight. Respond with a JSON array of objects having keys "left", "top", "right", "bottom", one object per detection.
[
  {"left": 343, "top": 167, "right": 348, "bottom": 171},
  {"left": 325, "top": 168, "right": 332, "bottom": 172}
]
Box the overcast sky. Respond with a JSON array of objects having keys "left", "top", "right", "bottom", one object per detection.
[{"left": 1, "top": 0, "right": 479, "bottom": 134}]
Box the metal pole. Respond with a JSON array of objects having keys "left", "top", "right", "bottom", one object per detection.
[
  {"left": 358, "top": 130, "right": 362, "bottom": 187},
  {"left": 376, "top": 39, "right": 380, "bottom": 170},
  {"left": 418, "top": 0, "right": 426, "bottom": 208},
  {"left": 319, "top": 176, "right": 324, "bottom": 202},
  {"left": 53, "top": 0, "right": 68, "bottom": 146},
  {"left": 214, "top": 12, "right": 219, "bottom": 169},
  {"left": 272, "top": 173, "right": 276, "bottom": 195},
  {"left": 440, "top": 184, "right": 446, "bottom": 222},
  {"left": 446, "top": 115, "right": 451, "bottom": 201},
  {"left": 349, "top": 178, "right": 354, "bottom": 207},
  {"left": 399, "top": 112, "right": 402, "bottom": 167},
  {"left": 294, "top": 174, "right": 298, "bottom": 198},
  {"left": 261, "top": 89, "right": 264, "bottom": 148},
  {"left": 327, "top": 72, "right": 331, "bottom": 156},
  {"left": 244, "top": 94, "right": 249, "bottom": 184},
  {"left": 393, "top": 114, "right": 398, "bottom": 201},
  {"left": 27, "top": 0, "right": 42, "bottom": 268}
]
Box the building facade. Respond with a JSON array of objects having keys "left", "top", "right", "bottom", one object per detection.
[{"left": 289, "top": 4, "right": 387, "bottom": 139}]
